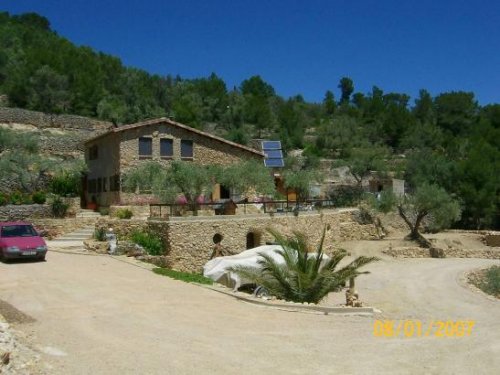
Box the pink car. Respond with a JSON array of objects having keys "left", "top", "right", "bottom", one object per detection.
[{"left": 0, "top": 222, "right": 47, "bottom": 261}]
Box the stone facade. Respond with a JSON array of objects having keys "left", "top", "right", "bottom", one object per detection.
[
  {"left": 84, "top": 118, "right": 264, "bottom": 207},
  {"left": 96, "top": 209, "right": 380, "bottom": 273}
]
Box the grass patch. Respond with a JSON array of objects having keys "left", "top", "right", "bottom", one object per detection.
[
  {"left": 470, "top": 265, "right": 500, "bottom": 298},
  {"left": 131, "top": 230, "right": 164, "bottom": 255},
  {"left": 153, "top": 268, "right": 213, "bottom": 285}
]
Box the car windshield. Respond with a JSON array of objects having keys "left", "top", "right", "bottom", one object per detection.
[{"left": 1, "top": 225, "right": 38, "bottom": 238}]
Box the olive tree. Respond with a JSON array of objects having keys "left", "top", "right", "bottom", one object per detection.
[{"left": 397, "top": 183, "right": 461, "bottom": 247}]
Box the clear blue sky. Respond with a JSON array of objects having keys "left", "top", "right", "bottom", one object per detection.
[{"left": 2, "top": 0, "right": 500, "bottom": 105}]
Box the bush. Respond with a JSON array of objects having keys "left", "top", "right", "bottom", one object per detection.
[
  {"left": 130, "top": 230, "right": 164, "bottom": 255},
  {"left": 50, "top": 171, "right": 81, "bottom": 197},
  {"left": 329, "top": 186, "right": 363, "bottom": 207},
  {"left": 99, "top": 207, "right": 110, "bottom": 216},
  {"left": 153, "top": 268, "right": 213, "bottom": 284},
  {"left": 51, "top": 196, "right": 69, "bottom": 218},
  {"left": 114, "top": 208, "right": 133, "bottom": 219},
  {"left": 31, "top": 191, "right": 47, "bottom": 204},
  {"left": 0, "top": 192, "right": 7, "bottom": 206},
  {"left": 9, "top": 191, "right": 31, "bottom": 205},
  {"left": 479, "top": 266, "right": 500, "bottom": 297},
  {"left": 94, "top": 227, "right": 107, "bottom": 242}
]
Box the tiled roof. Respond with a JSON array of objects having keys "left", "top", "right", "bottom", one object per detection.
[{"left": 84, "top": 117, "right": 264, "bottom": 156}]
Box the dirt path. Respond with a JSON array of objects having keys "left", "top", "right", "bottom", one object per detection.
[{"left": 0, "top": 251, "right": 499, "bottom": 374}]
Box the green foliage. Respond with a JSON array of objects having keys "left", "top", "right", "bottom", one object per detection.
[
  {"left": 0, "top": 11, "right": 499, "bottom": 230},
  {"left": 367, "top": 189, "right": 397, "bottom": 214},
  {"left": 478, "top": 266, "right": 500, "bottom": 297},
  {"left": 398, "top": 183, "right": 461, "bottom": 242},
  {"left": 282, "top": 169, "right": 322, "bottom": 201},
  {"left": 338, "top": 144, "right": 390, "bottom": 186},
  {"left": 51, "top": 196, "right": 69, "bottom": 217},
  {"left": 114, "top": 208, "right": 133, "bottom": 219},
  {"left": 0, "top": 192, "right": 7, "bottom": 206},
  {"left": 50, "top": 171, "right": 80, "bottom": 196},
  {"left": 131, "top": 230, "right": 164, "bottom": 255},
  {"left": 93, "top": 227, "right": 107, "bottom": 242},
  {"left": 328, "top": 186, "right": 364, "bottom": 207},
  {"left": 217, "top": 160, "right": 275, "bottom": 198},
  {"left": 229, "top": 228, "right": 378, "bottom": 304},
  {"left": 8, "top": 191, "right": 32, "bottom": 205},
  {"left": 122, "top": 161, "right": 164, "bottom": 193},
  {"left": 99, "top": 207, "right": 110, "bottom": 216},
  {"left": 31, "top": 191, "right": 46, "bottom": 204},
  {"left": 338, "top": 77, "right": 354, "bottom": 104},
  {"left": 153, "top": 267, "right": 213, "bottom": 285}
]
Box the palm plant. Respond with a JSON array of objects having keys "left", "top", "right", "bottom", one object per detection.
[{"left": 229, "top": 228, "right": 378, "bottom": 304}]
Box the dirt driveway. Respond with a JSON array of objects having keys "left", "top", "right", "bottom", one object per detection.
[{"left": 0, "top": 251, "right": 499, "bottom": 374}]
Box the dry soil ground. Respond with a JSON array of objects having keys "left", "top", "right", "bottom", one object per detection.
[{"left": 0, "top": 234, "right": 499, "bottom": 375}]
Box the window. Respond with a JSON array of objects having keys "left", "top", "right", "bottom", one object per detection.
[
  {"left": 160, "top": 138, "right": 173, "bottom": 159},
  {"left": 181, "top": 140, "right": 193, "bottom": 159},
  {"left": 139, "top": 137, "right": 152, "bottom": 158},
  {"left": 89, "top": 145, "right": 98, "bottom": 160},
  {"left": 97, "top": 178, "right": 102, "bottom": 193}
]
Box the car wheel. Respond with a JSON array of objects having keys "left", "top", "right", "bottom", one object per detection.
[{"left": 38, "top": 255, "right": 46, "bottom": 262}]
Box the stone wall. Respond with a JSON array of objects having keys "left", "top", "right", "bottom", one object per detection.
[
  {"left": 32, "top": 218, "right": 99, "bottom": 239},
  {"left": 0, "top": 107, "right": 112, "bottom": 132},
  {"left": 484, "top": 233, "right": 500, "bottom": 247},
  {"left": 118, "top": 121, "right": 262, "bottom": 172},
  {"left": 109, "top": 205, "right": 151, "bottom": 219},
  {"left": 0, "top": 204, "right": 53, "bottom": 221},
  {"left": 0, "top": 107, "right": 113, "bottom": 165},
  {"left": 96, "top": 209, "right": 379, "bottom": 273}
]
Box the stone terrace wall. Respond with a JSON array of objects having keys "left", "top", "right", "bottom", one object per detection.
[
  {"left": 0, "top": 107, "right": 112, "bottom": 132},
  {"left": 0, "top": 204, "right": 52, "bottom": 221},
  {"left": 95, "top": 209, "right": 379, "bottom": 273},
  {"left": 164, "top": 209, "right": 379, "bottom": 272}
]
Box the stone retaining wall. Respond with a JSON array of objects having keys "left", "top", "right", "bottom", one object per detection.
[
  {"left": 32, "top": 218, "right": 99, "bottom": 239},
  {"left": 0, "top": 107, "right": 112, "bottom": 132},
  {"left": 0, "top": 204, "right": 52, "bottom": 221},
  {"left": 383, "top": 246, "right": 500, "bottom": 259},
  {"left": 96, "top": 209, "right": 379, "bottom": 273},
  {"left": 484, "top": 234, "right": 500, "bottom": 247}
]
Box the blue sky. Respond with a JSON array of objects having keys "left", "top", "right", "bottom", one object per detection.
[{"left": 2, "top": 0, "right": 500, "bottom": 105}]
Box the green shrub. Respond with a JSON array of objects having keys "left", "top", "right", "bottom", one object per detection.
[
  {"left": 329, "top": 186, "right": 363, "bottom": 207},
  {"left": 9, "top": 191, "right": 26, "bottom": 205},
  {"left": 51, "top": 196, "right": 69, "bottom": 217},
  {"left": 99, "top": 207, "right": 110, "bottom": 216},
  {"left": 31, "top": 191, "right": 47, "bottom": 204},
  {"left": 50, "top": 171, "right": 81, "bottom": 197},
  {"left": 131, "top": 230, "right": 164, "bottom": 255},
  {"left": 115, "top": 208, "right": 133, "bottom": 219},
  {"left": 93, "top": 227, "right": 107, "bottom": 242},
  {"left": 479, "top": 266, "right": 500, "bottom": 297},
  {"left": 153, "top": 268, "right": 213, "bottom": 285},
  {"left": 0, "top": 192, "right": 7, "bottom": 206}
]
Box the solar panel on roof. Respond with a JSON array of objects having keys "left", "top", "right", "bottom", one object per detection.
[
  {"left": 264, "top": 158, "right": 285, "bottom": 167},
  {"left": 262, "top": 141, "right": 282, "bottom": 150},
  {"left": 264, "top": 150, "right": 283, "bottom": 159}
]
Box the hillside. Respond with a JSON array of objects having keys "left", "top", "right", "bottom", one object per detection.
[{"left": 0, "top": 11, "right": 499, "bottom": 229}]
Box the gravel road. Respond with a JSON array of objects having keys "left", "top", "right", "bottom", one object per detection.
[{"left": 0, "top": 251, "right": 498, "bottom": 374}]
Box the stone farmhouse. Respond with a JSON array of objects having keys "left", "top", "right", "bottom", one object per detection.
[{"left": 84, "top": 118, "right": 264, "bottom": 207}]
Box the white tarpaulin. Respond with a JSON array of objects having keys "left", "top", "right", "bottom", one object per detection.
[
  {"left": 203, "top": 245, "right": 284, "bottom": 290},
  {"left": 203, "top": 245, "right": 329, "bottom": 290}
]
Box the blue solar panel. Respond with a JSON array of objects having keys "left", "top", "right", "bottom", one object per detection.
[
  {"left": 264, "top": 150, "right": 283, "bottom": 159},
  {"left": 264, "top": 158, "right": 285, "bottom": 167},
  {"left": 262, "top": 141, "right": 282, "bottom": 150}
]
